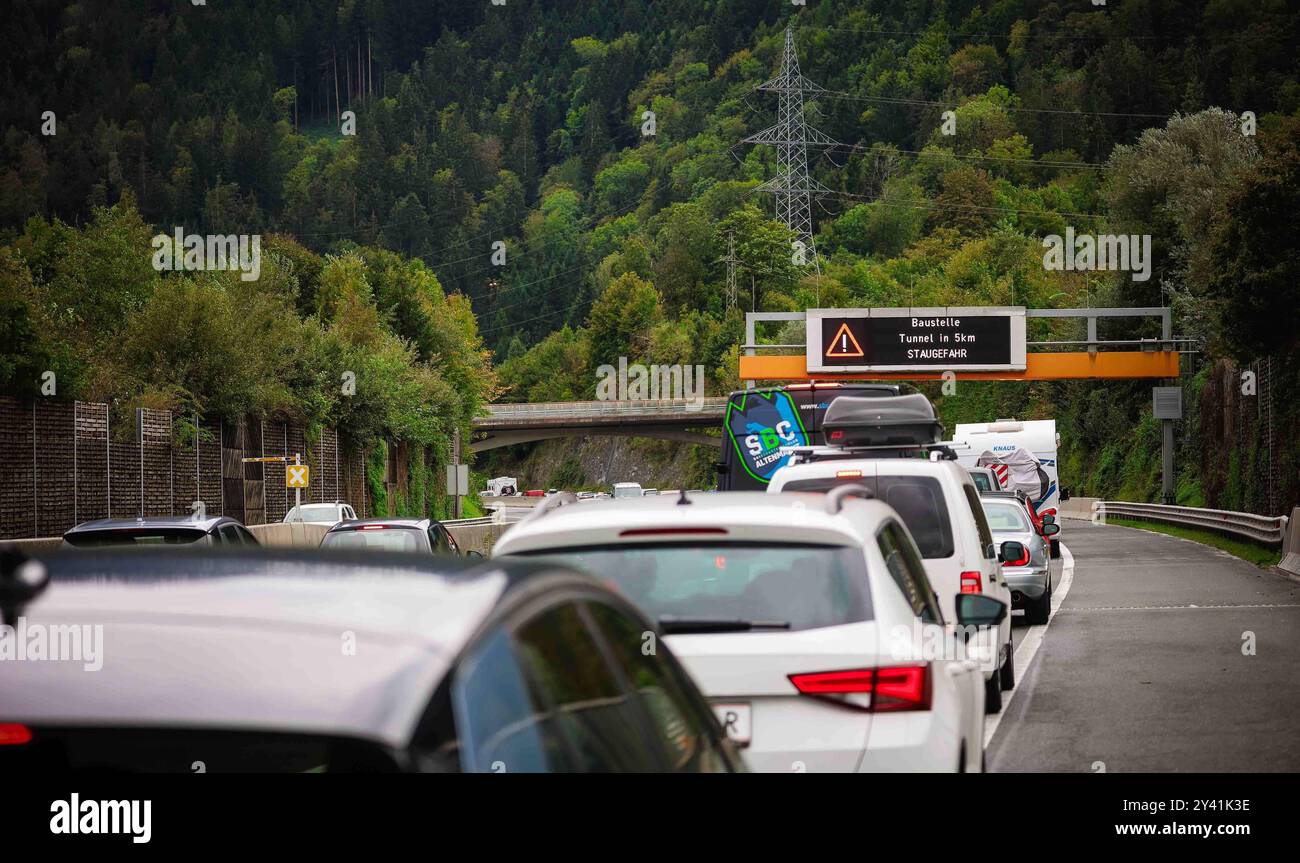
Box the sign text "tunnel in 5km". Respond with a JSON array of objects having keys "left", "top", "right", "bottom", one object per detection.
[{"left": 806, "top": 307, "right": 1028, "bottom": 373}]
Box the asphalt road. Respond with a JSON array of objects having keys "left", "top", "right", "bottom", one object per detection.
[{"left": 988, "top": 519, "right": 1300, "bottom": 772}]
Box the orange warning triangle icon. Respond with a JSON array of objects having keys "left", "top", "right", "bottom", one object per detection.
[{"left": 825, "top": 322, "right": 865, "bottom": 358}]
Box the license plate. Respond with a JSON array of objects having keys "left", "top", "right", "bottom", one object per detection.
[{"left": 712, "top": 702, "right": 752, "bottom": 746}]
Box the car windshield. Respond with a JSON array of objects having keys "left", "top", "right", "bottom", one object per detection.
[
  {"left": 982, "top": 501, "right": 1031, "bottom": 532},
  {"left": 321, "top": 528, "right": 425, "bottom": 552},
  {"left": 63, "top": 528, "right": 207, "bottom": 547},
  {"left": 286, "top": 504, "right": 342, "bottom": 521},
  {"left": 516, "top": 542, "right": 872, "bottom": 631}
]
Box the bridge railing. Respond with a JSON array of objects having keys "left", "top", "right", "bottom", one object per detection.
[
  {"left": 1091, "top": 501, "right": 1289, "bottom": 546},
  {"left": 481, "top": 397, "right": 728, "bottom": 420}
]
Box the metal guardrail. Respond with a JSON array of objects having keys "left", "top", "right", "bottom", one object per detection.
[
  {"left": 1093, "top": 501, "right": 1289, "bottom": 546},
  {"left": 441, "top": 516, "right": 496, "bottom": 527}
]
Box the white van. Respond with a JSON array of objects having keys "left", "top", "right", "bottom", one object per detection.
[{"left": 953, "top": 419, "right": 1064, "bottom": 557}]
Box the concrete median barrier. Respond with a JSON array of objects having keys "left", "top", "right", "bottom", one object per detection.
[
  {"left": 248, "top": 522, "right": 329, "bottom": 548},
  {"left": 446, "top": 522, "right": 509, "bottom": 556},
  {"left": 1058, "top": 497, "right": 1099, "bottom": 519}
]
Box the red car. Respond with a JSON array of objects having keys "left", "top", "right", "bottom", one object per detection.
[{"left": 524, "top": 489, "right": 546, "bottom": 497}]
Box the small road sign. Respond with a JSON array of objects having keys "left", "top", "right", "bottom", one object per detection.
[{"left": 287, "top": 464, "right": 310, "bottom": 488}]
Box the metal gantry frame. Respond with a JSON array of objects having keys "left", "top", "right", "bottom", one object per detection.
[
  {"left": 741, "top": 306, "right": 1187, "bottom": 502},
  {"left": 743, "top": 307, "right": 1178, "bottom": 361}
]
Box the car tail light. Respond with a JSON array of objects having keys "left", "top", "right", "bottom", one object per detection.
[
  {"left": 961, "top": 571, "right": 983, "bottom": 593},
  {"left": 359, "top": 525, "right": 388, "bottom": 530},
  {"left": 829, "top": 430, "right": 845, "bottom": 441},
  {"left": 788, "top": 666, "right": 930, "bottom": 712},
  {"left": 0, "top": 724, "right": 33, "bottom": 745},
  {"left": 873, "top": 665, "right": 932, "bottom": 712}
]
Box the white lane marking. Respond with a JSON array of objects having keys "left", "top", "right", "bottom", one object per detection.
[{"left": 983, "top": 542, "right": 1074, "bottom": 748}]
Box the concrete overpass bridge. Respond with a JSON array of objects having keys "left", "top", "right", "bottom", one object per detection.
[{"left": 471, "top": 398, "right": 726, "bottom": 452}]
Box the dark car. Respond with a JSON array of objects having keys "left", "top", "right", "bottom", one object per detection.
[
  {"left": 0, "top": 547, "right": 743, "bottom": 773},
  {"left": 319, "top": 517, "right": 475, "bottom": 557},
  {"left": 61, "top": 516, "right": 258, "bottom": 548}
]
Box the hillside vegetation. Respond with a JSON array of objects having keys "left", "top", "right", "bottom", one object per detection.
[{"left": 2, "top": 1, "right": 1297, "bottom": 509}]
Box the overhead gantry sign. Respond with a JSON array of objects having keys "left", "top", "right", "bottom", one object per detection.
[{"left": 742, "top": 307, "right": 1181, "bottom": 382}]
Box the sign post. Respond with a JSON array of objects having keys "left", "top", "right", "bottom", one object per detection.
[
  {"left": 806, "top": 307, "right": 1027, "bottom": 374},
  {"left": 1153, "top": 386, "right": 1182, "bottom": 505}
]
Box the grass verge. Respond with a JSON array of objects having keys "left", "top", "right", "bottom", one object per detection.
[{"left": 1106, "top": 517, "right": 1283, "bottom": 568}]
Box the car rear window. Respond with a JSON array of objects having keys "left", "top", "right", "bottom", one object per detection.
[
  {"left": 969, "top": 472, "right": 993, "bottom": 491},
  {"left": 982, "top": 500, "right": 1030, "bottom": 531},
  {"left": 63, "top": 528, "right": 207, "bottom": 547},
  {"left": 320, "top": 528, "right": 426, "bottom": 552},
  {"left": 780, "top": 474, "right": 955, "bottom": 559},
  {"left": 286, "top": 504, "right": 341, "bottom": 521},
  {"left": 515, "top": 543, "right": 872, "bottom": 631}
]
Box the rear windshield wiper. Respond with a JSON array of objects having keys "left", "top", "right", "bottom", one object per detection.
[{"left": 658, "top": 616, "right": 792, "bottom": 634}]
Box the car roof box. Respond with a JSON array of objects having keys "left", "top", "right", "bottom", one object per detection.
[{"left": 822, "top": 393, "right": 944, "bottom": 447}]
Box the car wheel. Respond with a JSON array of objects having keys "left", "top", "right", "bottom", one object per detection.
[
  {"left": 984, "top": 668, "right": 1003, "bottom": 713},
  {"left": 999, "top": 639, "right": 1015, "bottom": 691},
  {"left": 1050, "top": 538, "right": 1061, "bottom": 559},
  {"left": 1025, "top": 579, "right": 1052, "bottom": 625}
]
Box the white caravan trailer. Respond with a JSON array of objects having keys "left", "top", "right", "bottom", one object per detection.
[{"left": 953, "top": 419, "right": 1064, "bottom": 557}]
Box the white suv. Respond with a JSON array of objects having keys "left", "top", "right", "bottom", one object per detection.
[
  {"left": 493, "top": 491, "right": 1005, "bottom": 772},
  {"left": 769, "top": 455, "right": 1018, "bottom": 713}
]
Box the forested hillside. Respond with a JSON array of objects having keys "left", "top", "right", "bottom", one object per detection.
[{"left": 2, "top": 1, "right": 1298, "bottom": 508}]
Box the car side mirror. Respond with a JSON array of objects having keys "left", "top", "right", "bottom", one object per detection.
[
  {"left": 955, "top": 593, "right": 1007, "bottom": 629},
  {"left": 1041, "top": 522, "right": 1060, "bottom": 537},
  {"left": 466, "top": 550, "right": 485, "bottom": 559},
  {"left": 1060, "top": 488, "right": 1071, "bottom": 502},
  {"left": 713, "top": 462, "right": 729, "bottom": 475},
  {"left": 998, "top": 540, "right": 1026, "bottom": 563},
  {"left": 1040, "top": 514, "right": 1056, "bottom": 525}
]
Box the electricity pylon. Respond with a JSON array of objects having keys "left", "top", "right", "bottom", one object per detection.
[
  {"left": 743, "top": 25, "right": 837, "bottom": 273},
  {"left": 719, "top": 231, "right": 740, "bottom": 312}
]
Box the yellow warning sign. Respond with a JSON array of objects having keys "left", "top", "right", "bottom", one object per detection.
[
  {"left": 286, "top": 464, "right": 310, "bottom": 488},
  {"left": 825, "top": 322, "right": 865, "bottom": 358}
]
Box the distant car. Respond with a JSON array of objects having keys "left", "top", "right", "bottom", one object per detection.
[
  {"left": 524, "top": 489, "right": 546, "bottom": 497},
  {"left": 0, "top": 548, "right": 744, "bottom": 773},
  {"left": 61, "top": 516, "right": 259, "bottom": 548},
  {"left": 283, "top": 502, "right": 356, "bottom": 527},
  {"left": 612, "top": 482, "right": 642, "bottom": 499},
  {"left": 319, "top": 517, "right": 477, "bottom": 557},
  {"left": 576, "top": 491, "right": 596, "bottom": 500},
  {"left": 642, "top": 488, "right": 659, "bottom": 497},
  {"left": 980, "top": 494, "right": 1058, "bottom": 624}
]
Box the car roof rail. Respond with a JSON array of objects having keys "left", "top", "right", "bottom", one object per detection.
[
  {"left": 519, "top": 491, "right": 579, "bottom": 525},
  {"left": 823, "top": 483, "right": 873, "bottom": 515},
  {"left": 786, "top": 441, "right": 963, "bottom": 465}
]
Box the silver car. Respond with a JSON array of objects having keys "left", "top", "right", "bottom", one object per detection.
[{"left": 979, "top": 495, "right": 1057, "bottom": 624}]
